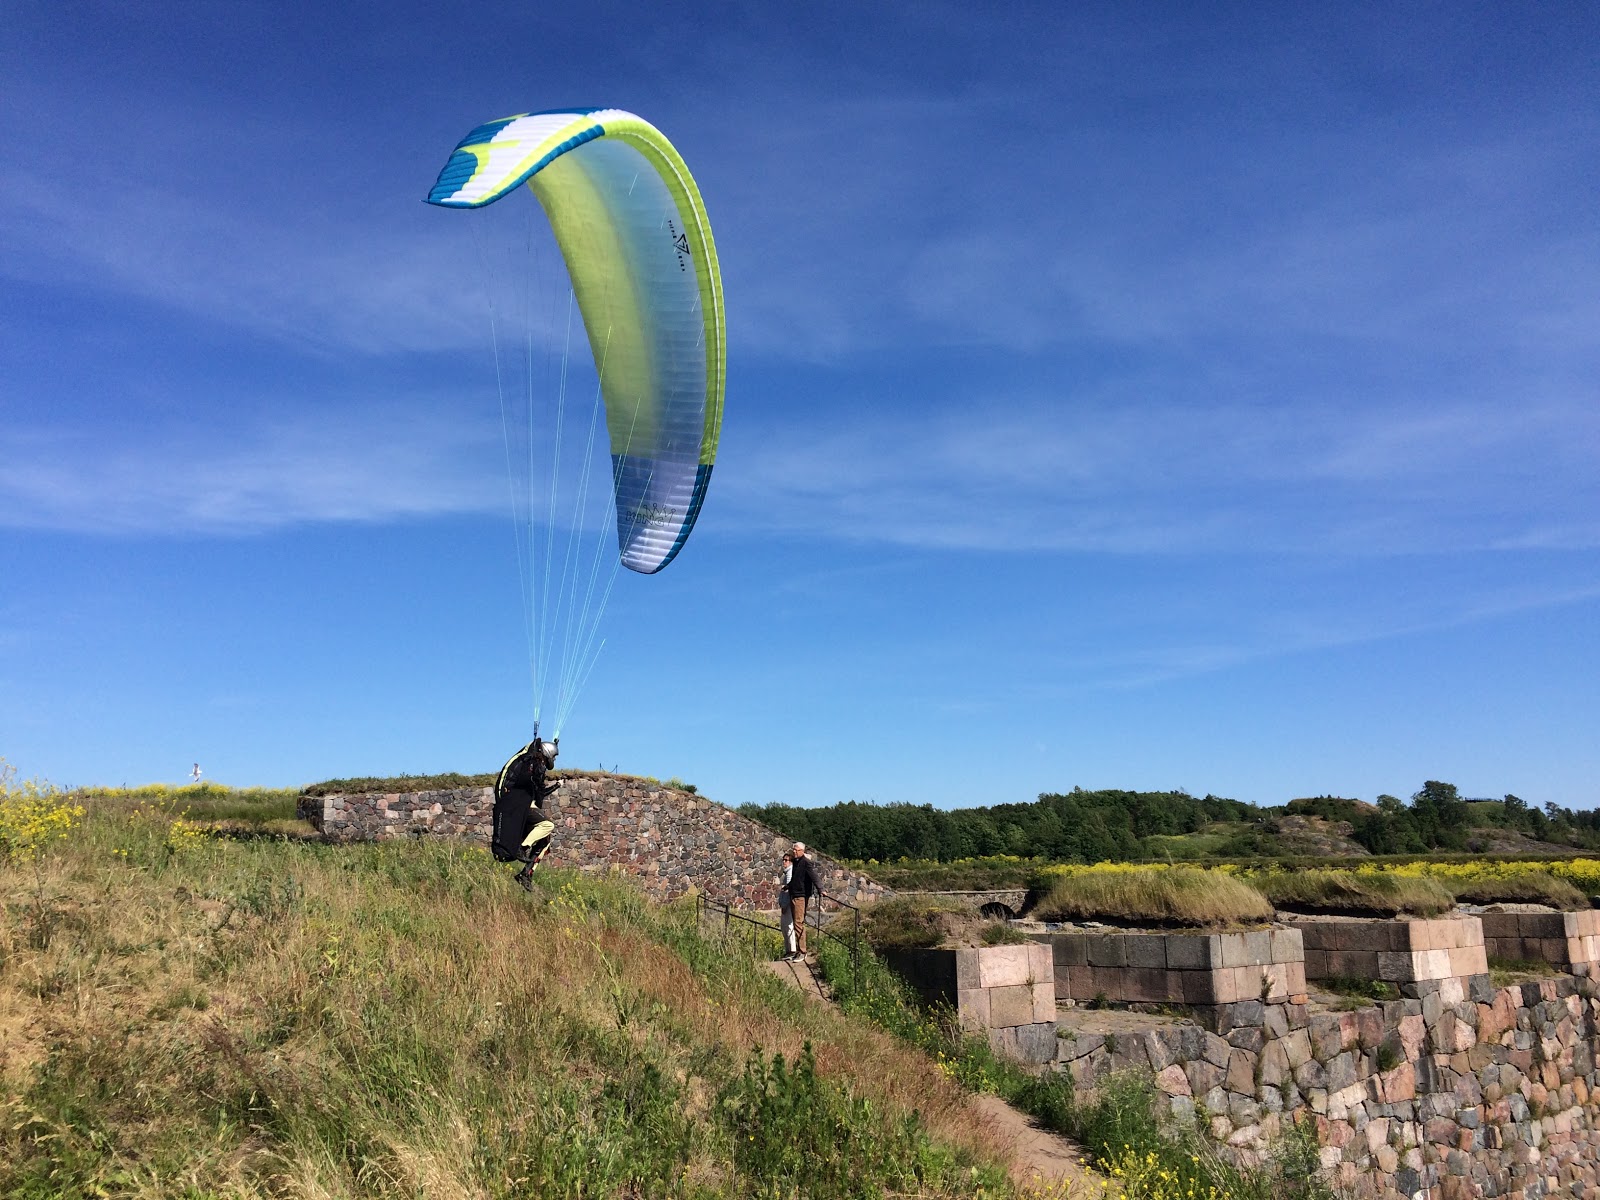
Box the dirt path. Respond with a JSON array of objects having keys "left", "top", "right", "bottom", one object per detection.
[
  {"left": 969, "top": 1092, "right": 1109, "bottom": 1196},
  {"left": 763, "top": 956, "right": 1109, "bottom": 1195},
  {"left": 763, "top": 956, "right": 830, "bottom": 1001}
]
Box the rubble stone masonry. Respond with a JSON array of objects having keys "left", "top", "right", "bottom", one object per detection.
[
  {"left": 1047, "top": 945, "right": 1600, "bottom": 1200},
  {"left": 299, "top": 773, "right": 891, "bottom": 910}
]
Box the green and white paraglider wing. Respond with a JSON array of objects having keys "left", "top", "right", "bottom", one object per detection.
[{"left": 427, "top": 108, "right": 724, "bottom": 573}]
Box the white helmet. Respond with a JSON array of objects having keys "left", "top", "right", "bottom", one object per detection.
[{"left": 539, "top": 740, "right": 558, "bottom": 765}]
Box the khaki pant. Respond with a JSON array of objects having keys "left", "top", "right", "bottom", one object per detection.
[{"left": 791, "top": 896, "right": 808, "bottom": 953}]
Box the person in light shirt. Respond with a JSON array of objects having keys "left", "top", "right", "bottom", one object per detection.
[{"left": 784, "top": 842, "right": 821, "bottom": 960}]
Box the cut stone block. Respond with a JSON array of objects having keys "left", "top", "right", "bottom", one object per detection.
[
  {"left": 1166, "top": 934, "right": 1217, "bottom": 970},
  {"left": 1271, "top": 927, "right": 1304, "bottom": 963},
  {"left": 989, "top": 983, "right": 1037, "bottom": 1027},
  {"left": 1062, "top": 965, "right": 1094, "bottom": 1000},
  {"left": 977, "top": 944, "right": 1036, "bottom": 988},
  {"left": 884, "top": 944, "right": 1056, "bottom": 1062},
  {"left": 957, "top": 987, "right": 991, "bottom": 1031},
  {"left": 1052, "top": 937, "right": 1088, "bottom": 969},
  {"left": 1126, "top": 936, "right": 1168, "bottom": 969},
  {"left": 1087, "top": 934, "right": 1129, "bottom": 968}
]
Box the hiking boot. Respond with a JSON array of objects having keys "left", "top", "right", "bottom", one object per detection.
[{"left": 514, "top": 866, "right": 535, "bottom": 892}]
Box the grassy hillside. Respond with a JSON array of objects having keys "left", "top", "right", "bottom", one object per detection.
[{"left": 2, "top": 794, "right": 1025, "bottom": 1199}]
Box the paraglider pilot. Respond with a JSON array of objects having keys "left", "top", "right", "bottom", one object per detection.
[{"left": 492, "top": 735, "right": 557, "bottom": 890}]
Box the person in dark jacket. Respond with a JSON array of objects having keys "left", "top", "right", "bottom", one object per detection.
[
  {"left": 492, "top": 737, "right": 557, "bottom": 890},
  {"left": 784, "top": 841, "right": 822, "bottom": 960}
]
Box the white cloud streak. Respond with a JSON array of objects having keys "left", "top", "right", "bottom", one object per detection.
[
  {"left": 0, "top": 176, "right": 561, "bottom": 358},
  {"left": 0, "top": 408, "right": 502, "bottom": 535},
  {"left": 715, "top": 389, "right": 1600, "bottom": 556}
]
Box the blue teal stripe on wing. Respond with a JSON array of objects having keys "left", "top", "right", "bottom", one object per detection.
[
  {"left": 428, "top": 150, "right": 483, "bottom": 201},
  {"left": 425, "top": 124, "right": 609, "bottom": 209},
  {"left": 660, "top": 464, "right": 714, "bottom": 573},
  {"left": 455, "top": 116, "right": 520, "bottom": 149}
]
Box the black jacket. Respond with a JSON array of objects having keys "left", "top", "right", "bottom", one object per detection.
[
  {"left": 787, "top": 854, "right": 821, "bottom": 900},
  {"left": 496, "top": 741, "right": 549, "bottom": 801},
  {"left": 491, "top": 741, "right": 551, "bottom": 862}
]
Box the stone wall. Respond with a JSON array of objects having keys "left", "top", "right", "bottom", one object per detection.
[
  {"left": 1040, "top": 929, "right": 1308, "bottom": 1011},
  {"left": 300, "top": 773, "right": 891, "bottom": 911},
  {"left": 1054, "top": 974, "right": 1600, "bottom": 1200},
  {"left": 882, "top": 943, "right": 1057, "bottom": 1065},
  {"left": 1300, "top": 917, "right": 1490, "bottom": 997},
  {"left": 1483, "top": 911, "right": 1600, "bottom": 978}
]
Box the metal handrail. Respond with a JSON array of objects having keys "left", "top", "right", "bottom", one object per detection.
[{"left": 697, "top": 887, "right": 861, "bottom": 988}]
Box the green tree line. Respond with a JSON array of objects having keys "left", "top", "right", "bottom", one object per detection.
[
  {"left": 741, "top": 782, "right": 1600, "bottom": 864},
  {"left": 739, "top": 788, "right": 1256, "bottom": 863}
]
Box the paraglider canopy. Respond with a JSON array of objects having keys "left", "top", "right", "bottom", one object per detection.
[{"left": 428, "top": 108, "right": 725, "bottom": 574}]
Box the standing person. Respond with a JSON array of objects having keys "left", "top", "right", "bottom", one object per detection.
[
  {"left": 786, "top": 841, "right": 822, "bottom": 960},
  {"left": 491, "top": 736, "right": 558, "bottom": 890},
  {"left": 777, "top": 851, "right": 798, "bottom": 960}
]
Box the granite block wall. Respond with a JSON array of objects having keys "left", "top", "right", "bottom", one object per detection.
[
  {"left": 300, "top": 773, "right": 892, "bottom": 911},
  {"left": 1300, "top": 917, "right": 1490, "bottom": 997},
  {"left": 881, "top": 943, "right": 1057, "bottom": 1065},
  {"left": 1038, "top": 929, "right": 1309, "bottom": 1008},
  {"left": 1482, "top": 911, "right": 1600, "bottom": 978}
]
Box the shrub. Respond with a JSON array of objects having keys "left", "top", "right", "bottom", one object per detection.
[
  {"left": 981, "top": 921, "right": 1029, "bottom": 945},
  {"left": 0, "top": 761, "right": 83, "bottom": 862},
  {"left": 859, "top": 896, "right": 974, "bottom": 951},
  {"left": 1034, "top": 865, "right": 1274, "bottom": 926}
]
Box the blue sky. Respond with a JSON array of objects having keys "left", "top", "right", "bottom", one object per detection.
[{"left": 2, "top": 2, "right": 1596, "bottom": 809}]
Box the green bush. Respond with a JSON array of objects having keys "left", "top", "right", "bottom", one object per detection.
[
  {"left": 858, "top": 896, "right": 968, "bottom": 951},
  {"left": 980, "top": 921, "right": 1029, "bottom": 945}
]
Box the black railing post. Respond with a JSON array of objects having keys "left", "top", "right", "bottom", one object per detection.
[{"left": 852, "top": 905, "right": 861, "bottom": 988}]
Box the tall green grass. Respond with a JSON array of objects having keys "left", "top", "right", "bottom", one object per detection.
[
  {"left": 811, "top": 938, "right": 1334, "bottom": 1200},
  {"left": 69, "top": 782, "right": 300, "bottom": 823},
  {"left": 2, "top": 802, "right": 1015, "bottom": 1199}
]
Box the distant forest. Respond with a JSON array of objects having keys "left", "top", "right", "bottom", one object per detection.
[{"left": 738, "top": 782, "right": 1600, "bottom": 864}]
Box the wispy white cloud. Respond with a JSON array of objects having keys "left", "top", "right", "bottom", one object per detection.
[
  {"left": 715, "top": 388, "right": 1600, "bottom": 556},
  {"left": 1052, "top": 578, "right": 1600, "bottom": 694},
  {"left": 0, "top": 175, "right": 564, "bottom": 357},
  {"left": 710, "top": 86, "right": 1599, "bottom": 367},
  {"left": 0, "top": 406, "right": 502, "bottom": 535}
]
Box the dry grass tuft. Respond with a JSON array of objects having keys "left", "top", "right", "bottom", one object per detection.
[
  {"left": 1033, "top": 867, "right": 1273, "bottom": 927},
  {"left": 1251, "top": 869, "right": 1455, "bottom": 917},
  {"left": 1444, "top": 870, "right": 1587, "bottom": 910}
]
